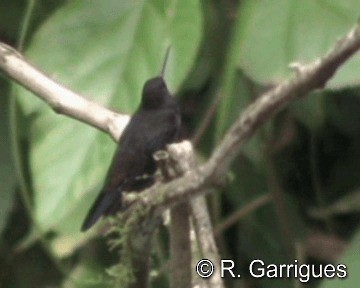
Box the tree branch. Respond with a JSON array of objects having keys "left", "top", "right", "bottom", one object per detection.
[
  {"left": 0, "top": 42, "right": 129, "bottom": 141},
  {"left": 154, "top": 148, "right": 192, "bottom": 288},
  {"left": 191, "top": 195, "right": 225, "bottom": 288},
  {"left": 167, "top": 142, "right": 224, "bottom": 288},
  {"left": 206, "top": 24, "right": 360, "bottom": 180}
]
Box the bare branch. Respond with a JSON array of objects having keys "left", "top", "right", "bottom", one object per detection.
[
  {"left": 154, "top": 148, "right": 193, "bottom": 288},
  {"left": 206, "top": 24, "right": 360, "bottom": 179},
  {"left": 192, "top": 93, "right": 222, "bottom": 147},
  {"left": 0, "top": 42, "right": 129, "bottom": 141},
  {"left": 191, "top": 195, "right": 225, "bottom": 288},
  {"left": 167, "top": 142, "right": 224, "bottom": 288},
  {"left": 170, "top": 204, "right": 192, "bottom": 288}
]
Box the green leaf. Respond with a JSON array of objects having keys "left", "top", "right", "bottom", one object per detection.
[
  {"left": 320, "top": 229, "right": 360, "bottom": 288},
  {"left": 17, "top": 0, "right": 203, "bottom": 236},
  {"left": 236, "top": 0, "right": 360, "bottom": 88}
]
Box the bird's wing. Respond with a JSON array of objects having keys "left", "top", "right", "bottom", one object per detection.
[
  {"left": 81, "top": 105, "right": 180, "bottom": 231},
  {"left": 143, "top": 108, "right": 181, "bottom": 154},
  {"left": 81, "top": 121, "right": 147, "bottom": 231},
  {"left": 80, "top": 186, "right": 121, "bottom": 231}
]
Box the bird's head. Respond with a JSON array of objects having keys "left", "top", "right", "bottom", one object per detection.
[{"left": 141, "top": 77, "right": 170, "bottom": 109}]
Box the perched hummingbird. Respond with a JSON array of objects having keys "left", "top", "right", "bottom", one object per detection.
[{"left": 81, "top": 50, "right": 181, "bottom": 231}]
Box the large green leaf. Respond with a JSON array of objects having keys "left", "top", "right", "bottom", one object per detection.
[
  {"left": 17, "top": 0, "right": 203, "bottom": 238},
  {"left": 236, "top": 0, "right": 360, "bottom": 88}
]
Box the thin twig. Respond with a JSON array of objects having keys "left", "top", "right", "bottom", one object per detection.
[
  {"left": 214, "top": 194, "right": 271, "bottom": 236},
  {"left": 192, "top": 92, "right": 222, "bottom": 147},
  {"left": 265, "top": 154, "right": 296, "bottom": 258},
  {"left": 310, "top": 133, "right": 335, "bottom": 232}
]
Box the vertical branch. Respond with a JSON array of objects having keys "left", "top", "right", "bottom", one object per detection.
[
  {"left": 191, "top": 196, "right": 225, "bottom": 288},
  {"left": 154, "top": 149, "right": 192, "bottom": 288},
  {"left": 169, "top": 204, "right": 192, "bottom": 288},
  {"left": 309, "top": 133, "right": 334, "bottom": 232},
  {"left": 265, "top": 152, "right": 296, "bottom": 258},
  {"left": 167, "top": 142, "right": 225, "bottom": 288}
]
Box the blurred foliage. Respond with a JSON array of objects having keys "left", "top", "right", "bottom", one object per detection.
[
  {"left": 0, "top": 0, "right": 359, "bottom": 287},
  {"left": 0, "top": 80, "right": 16, "bottom": 237},
  {"left": 237, "top": 0, "right": 360, "bottom": 88}
]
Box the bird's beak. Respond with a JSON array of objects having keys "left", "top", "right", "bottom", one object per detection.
[{"left": 160, "top": 46, "right": 171, "bottom": 78}]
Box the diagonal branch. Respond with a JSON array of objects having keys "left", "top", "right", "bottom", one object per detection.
[{"left": 0, "top": 42, "right": 129, "bottom": 141}]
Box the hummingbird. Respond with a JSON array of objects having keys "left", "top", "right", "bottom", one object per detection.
[{"left": 81, "top": 49, "right": 181, "bottom": 231}]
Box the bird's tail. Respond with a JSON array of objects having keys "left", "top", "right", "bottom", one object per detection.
[{"left": 81, "top": 189, "right": 121, "bottom": 232}]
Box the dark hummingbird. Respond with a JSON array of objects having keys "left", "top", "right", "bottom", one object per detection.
[{"left": 81, "top": 49, "right": 181, "bottom": 231}]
